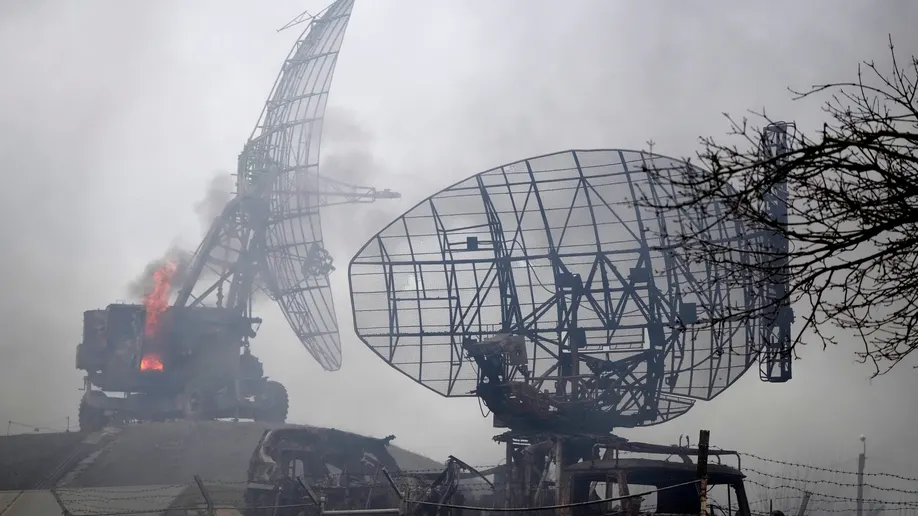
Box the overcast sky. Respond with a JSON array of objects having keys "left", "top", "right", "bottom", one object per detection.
[{"left": 1, "top": 0, "right": 916, "bottom": 487}]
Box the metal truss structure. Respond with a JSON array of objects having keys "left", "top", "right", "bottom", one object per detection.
[
  {"left": 758, "top": 122, "right": 795, "bottom": 383},
  {"left": 175, "top": 0, "right": 399, "bottom": 372},
  {"left": 349, "top": 149, "right": 783, "bottom": 432}
]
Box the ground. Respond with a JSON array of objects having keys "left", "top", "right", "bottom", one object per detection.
[
  {"left": 0, "top": 420, "right": 447, "bottom": 515},
  {"left": 0, "top": 431, "right": 85, "bottom": 490}
]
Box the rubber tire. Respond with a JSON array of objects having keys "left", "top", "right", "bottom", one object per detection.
[
  {"left": 255, "top": 380, "right": 288, "bottom": 423},
  {"left": 78, "top": 397, "right": 109, "bottom": 433}
]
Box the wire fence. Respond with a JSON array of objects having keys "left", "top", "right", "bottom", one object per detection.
[
  {"left": 6, "top": 418, "right": 74, "bottom": 435},
  {"left": 4, "top": 448, "right": 918, "bottom": 515},
  {"left": 24, "top": 477, "right": 701, "bottom": 516}
]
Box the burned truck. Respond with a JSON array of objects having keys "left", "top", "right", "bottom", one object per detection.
[
  {"left": 244, "top": 427, "right": 406, "bottom": 515},
  {"left": 244, "top": 427, "right": 493, "bottom": 516},
  {"left": 75, "top": 303, "right": 288, "bottom": 431}
]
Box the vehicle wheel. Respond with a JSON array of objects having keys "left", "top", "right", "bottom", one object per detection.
[
  {"left": 78, "top": 396, "right": 109, "bottom": 433},
  {"left": 255, "top": 380, "right": 288, "bottom": 423}
]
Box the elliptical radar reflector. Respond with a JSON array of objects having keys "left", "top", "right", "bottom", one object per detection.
[{"left": 349, "top": 149, "right": 782, "bottom": 433}]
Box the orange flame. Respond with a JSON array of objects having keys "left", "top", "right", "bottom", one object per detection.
[
  {"left": 140, "top": 354, "right": 164, "bottom": 372},
  {"left": 140, "top": 261, "right": 177, "bottom": 372}
]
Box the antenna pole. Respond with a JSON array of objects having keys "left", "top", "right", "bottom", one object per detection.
[{"left": 857, "top": 435, "right": 867, "bottom": 516}]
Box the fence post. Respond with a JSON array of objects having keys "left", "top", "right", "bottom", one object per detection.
[
  {"left": 194, "top": 475, "right": 215, "bottom": 516},
  {"left": 697, "top": 430, "right": 711, "bottom": 516},
  {"left": 795, "top": 491, "right": 812, "bottom": 516}
]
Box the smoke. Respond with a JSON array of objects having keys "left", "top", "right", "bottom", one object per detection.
[
  {"left": 322, "top": 107, "right": 377, "bottom": 185},
  {"left": 0, "top": 0, "right": 178, "bottom": 429},
  {"left": 126, "top": 246, "right": 193, "bottom": 300},
  {"left": 126, "top": 108, "right": 386, "bottom": 305},
  {"left": 195, "top": 172, "right": 234, "bottom": 229},
  {"left": 127, "top": 172, "right": 233, "bottom": 300},
  {"left": 2, "top": 0, "right": 916, "bottom": 478},
  {"left": 321, "top": 107, "right": 404, "bottom": 257}
]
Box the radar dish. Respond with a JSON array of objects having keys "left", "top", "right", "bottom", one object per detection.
[
  {"left": 77, "top": 0, "right": 400, "bottom": 429},
  {"left": 240, "top": 0, "right": 354, "bottom": 371},
  {"left": 349, "top": 149, "right": 772, "bottom": 432}
]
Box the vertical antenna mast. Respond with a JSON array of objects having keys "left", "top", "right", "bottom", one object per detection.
[{"left": 759, "top": 121, "right": 795, "bottom": 383}]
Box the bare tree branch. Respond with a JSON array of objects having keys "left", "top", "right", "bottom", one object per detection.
[{"left": 641, "top": 37, "right": 918, "bottom": 376}]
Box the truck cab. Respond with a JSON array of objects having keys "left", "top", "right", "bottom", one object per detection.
[{"left": 566, "top": 455, "right": 750, "bottom": 516}]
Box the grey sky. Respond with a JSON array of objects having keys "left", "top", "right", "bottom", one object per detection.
[{"left": 1, "top": 0, "right": 916, "bottom": 480}]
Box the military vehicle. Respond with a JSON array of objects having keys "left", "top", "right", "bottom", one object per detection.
[{"left": 76, "top": 304, "right": 286, "bottom": 431}]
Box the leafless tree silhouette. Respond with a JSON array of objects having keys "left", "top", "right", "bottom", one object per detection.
[{"left": 643, "top": 38, "right": 918, "bottom": 375}]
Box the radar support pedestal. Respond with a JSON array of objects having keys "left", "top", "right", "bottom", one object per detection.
[
  {"left": 494, "top": 431, "right": 628, "bottom": 512},
  {"left": 494, "top": 430, "right": 751, "bottom": 516}
]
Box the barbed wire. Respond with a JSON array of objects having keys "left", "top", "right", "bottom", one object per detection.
[
  {"left": 747, "top": 495, "right": 910, "bottom": 506},
  {"left": 743, "top": 466, "right": 918, "bottom": 495},
  {"left": 744, "top": 479, "right": 918, "bottom": 508},
  {"left": 40, "top": 453, "right": 918, "bottom": 500},
  {"left": 13, "top": 440, "right": 918, "bottom": 515},
  {"left": 739, "top": 451, "right": 918, "bottom": 483},
  {"left": 57, "top": 481, "right": 698, "bottom": 515},
  {"left": 6, "top": 419, "right": 72, "bottom": 434},
  {"left": 751, "top": 498, "right": 918, "bottom": 515},
  {"left": 67, "top": 501, "right": 313, "bottom": 516},
  {"left": 37, "top": 472, "right": 918, "bottom": 516},
  {"left": 56, "top": 484, "right": 190, "bottom": 494},
  {"left": 752, "top": 507, "right": 908, "bottom": 515}
]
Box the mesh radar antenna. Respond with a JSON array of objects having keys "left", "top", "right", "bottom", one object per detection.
[
  {"left": 175, "top": 0, "right": 399, "bottom": 371},
  {"left": 349, "top": 148, "right": 789, "bottom": 435},
  {"left": 75, "top": 0, "right": 400, "bottom": 431}
]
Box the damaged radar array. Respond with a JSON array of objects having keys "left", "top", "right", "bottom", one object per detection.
[
  {"left": 349, "top": 146, "right": 795, "bottom": 510},
  {"left": 75, "top": 0, "right": 399, "bottom": 431},
  {"left": 72, "top": 1, "right": 800, "bottom": 514}
]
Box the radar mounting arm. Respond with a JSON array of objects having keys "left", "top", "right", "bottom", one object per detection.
[
  {"left": 174, "top": 176, "right": 400, "bottom": 310},
  {"left": 300, "top": 174, "right": 402, "bottom": 208}
]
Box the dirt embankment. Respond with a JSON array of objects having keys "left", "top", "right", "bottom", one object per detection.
[
  {"left": 0, "top": 420, "right": 445, "bottom": 491},
  {"left": 0, "top": 432, "right": 85, "bottom": 490},
  {"left": 69, "top": 420, "right": 444, "bottom": 487}
]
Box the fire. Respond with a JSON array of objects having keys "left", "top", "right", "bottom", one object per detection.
[
  {"left": 140, "top": 354, "right": 164, "bottom": 372},
  {"left": 143, "top": 261, "right": 177, "bottom": 338},
  {"left": 140, "top": 261, "right": 177, "bottom": 372}
]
